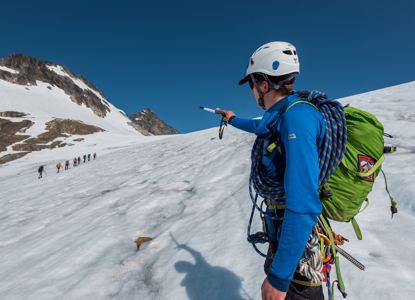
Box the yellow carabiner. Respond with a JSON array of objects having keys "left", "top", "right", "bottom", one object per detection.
[
  {"left": 319, "top": 233, "right": 331, "bottom": 245},
  {"left": 319, "top": 233, "right": 332, "bottom": 263}
]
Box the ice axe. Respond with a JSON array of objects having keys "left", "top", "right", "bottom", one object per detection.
[
  {"left": 170, "top": 232, "right": 185, "bottom": 250},
  {"left": 199, "top": 107, "right": 225, "bottom": 116},
  {"left": 200, "top": 106, "right": 227, "bottom": 139}
]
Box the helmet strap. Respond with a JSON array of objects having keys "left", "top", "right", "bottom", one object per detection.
[
  {"left": 248, "top": 72, "right": 297, "bottom": 110},
  {"left": 263, "top": 73, "right": 297, "bottom": 91},
  {"left": 250, "top": 74, "right": 266, "bottom": 110}
]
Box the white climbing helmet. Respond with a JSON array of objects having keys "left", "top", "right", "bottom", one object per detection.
[{"left": 239, "top": 41, "right": 300, "bottom": 85}]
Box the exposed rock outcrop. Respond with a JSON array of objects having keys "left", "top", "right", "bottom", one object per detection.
[
  {"left": 0, "top": 111, "right": 29, "bottom": 118},
  {"left": 0, "top": 117, "right": 33, "bottom": 152},
  {"left": 45, "top": 118, "right": 105, "bottom": 135},
  {"left": 127, "top": 122, "right": 151, "bottom": 136},
  {"left": 9, "top": 119, "right": 104, "bottom": 153},
  {"left": 130, "top": 108, "right": 179, "bottom": 135},
  {"left": 12, "top": 141, "right": 67, "bottom": 152},
  {"left": 0, "top": 152, "right": 30, "bottom": 164},
  {"left": 0, "top": 117, "right": 105, "bottom": 164}
]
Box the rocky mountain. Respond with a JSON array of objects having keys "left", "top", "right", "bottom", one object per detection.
[
  {"left": 1, "top": 54, "right": 112, "bottom": 118},
  {"left": 130, "top": 108, "right": 180, "bottom": 135},
  {"left": 0, "top": 54, "right": 178, "bottom": 165}
]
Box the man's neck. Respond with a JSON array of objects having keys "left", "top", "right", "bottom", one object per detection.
[{"left": 265, "top": 92, "right": 287, "bottom": 110}]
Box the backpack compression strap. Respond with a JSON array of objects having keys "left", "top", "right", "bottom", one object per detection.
[{"left": 340, "top": 154, "right": 398, "bottom": 236}]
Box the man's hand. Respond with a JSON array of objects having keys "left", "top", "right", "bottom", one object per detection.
[
  {"left": 261, "top": 278, "right": 287, "bottom": 300},
  {"left": 221, "top": 110, "right": 235, "bottom": 122}
]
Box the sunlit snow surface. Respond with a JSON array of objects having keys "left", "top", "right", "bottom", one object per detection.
[
  {"left": 0, "top": 66, "right": 19, "bottom": 74},
  {"left": 1, "top": 82, "right": 415, "bottom": 299}
]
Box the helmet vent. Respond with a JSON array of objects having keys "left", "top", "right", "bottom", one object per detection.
[{"left": 282, "top": 50, "right": 293, "bottom": 55}]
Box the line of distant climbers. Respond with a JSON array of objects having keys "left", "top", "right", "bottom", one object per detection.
[{"left": 37, "top": 153, "right": 97, "bottom": 179}]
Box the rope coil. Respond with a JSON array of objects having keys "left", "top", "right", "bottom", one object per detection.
[{"left": 299, "top": 234, "right": 325, "bottom": 284}]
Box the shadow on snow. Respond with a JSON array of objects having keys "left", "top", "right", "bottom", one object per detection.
[{"left": 174, "top": 243, "right": 252, "bottom": 300}]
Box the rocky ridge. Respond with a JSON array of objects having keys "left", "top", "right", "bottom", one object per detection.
[
  {"left": 130, "top": 108, "right": 179, "bottom": 135},
  {"left": 0, "top": 54, "right": 112, "bottom": 118}
]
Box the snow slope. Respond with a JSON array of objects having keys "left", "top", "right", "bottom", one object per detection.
[
  {"left": 0, "top": 74, "right": 137, "bottom": 136},
  {"left": 0, "top": 82, "right": 415, "bottom": 299},
  {"left": 0, "top": 65, "right": 147, "bottom": 167}
]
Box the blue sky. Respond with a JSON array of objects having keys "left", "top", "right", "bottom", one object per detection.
[{"left": 1, "top": 0, "right": 414, "bottom": 134}]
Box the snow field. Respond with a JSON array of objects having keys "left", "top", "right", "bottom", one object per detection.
[
  {"left": 1, "top": 81, "right": 415, "bottom": 299},
  {"left": 0, "top": 127, "right": 266, "bottom": 299}
]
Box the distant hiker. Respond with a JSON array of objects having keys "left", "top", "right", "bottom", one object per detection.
[
  {"left": 78, "top": 157, "right": 81, "bottom": 165},
  {"left": 73, "top": 157, "right": 77, "bottom": 167},
  {"left": 222, "top": 42, "right": 333, "bottom": 300},
  {"left": 65, "top": 160, "right": 70, "bottom": 170},
  {"left": 88, "top": 154, "right": 91, "bottom": 161},
  {"left": 83, "top": 154, "right": 86, "bottom": 163},
  {"left": 56, "top": 162, "right": 61, "bottom": 173},
  {"left": 93, "top": 153, "right": 96, "bottom": 160},
  {"left": 38, "top": 165, "right": 45, "bottom": 179}
]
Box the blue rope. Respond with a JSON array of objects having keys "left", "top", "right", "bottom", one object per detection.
[
  {"left": 246, "top": 194, "right": 269, "bottom": 257},
  {"left": 326, "top": 263, "right": 332, "bottom": 300},
  {"left": 246, "top": 90, "right": 347, "bottom": 257}
]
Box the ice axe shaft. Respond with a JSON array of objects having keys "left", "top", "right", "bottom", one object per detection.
[
  {"left": 318, "top": 218, "right": 365, "bottom": 270},
  {"left": 200, "top": 106, "right": 224, "bottom": 116},
  {"left": 335, "top": 245, "right": 366, "bottom": 271}
]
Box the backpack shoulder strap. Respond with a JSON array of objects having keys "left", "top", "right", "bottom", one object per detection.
[
  {"left": 286, "top": 100, "right": 317, "bottom": 111},
  {"left": 265, "top": 101, "right": 318, "bottom": 157}
]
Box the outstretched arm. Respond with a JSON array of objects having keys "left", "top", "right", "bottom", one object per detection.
[
  {"left": 177, "top": 244, "right": 206, "bottom": 266},
  {"left": 221, "top": 110, "right": 265, "bottom": 135}
]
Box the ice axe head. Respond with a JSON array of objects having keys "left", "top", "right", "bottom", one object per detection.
[{"left": 215, "top": 108, "right": 224, "bottom": 116}]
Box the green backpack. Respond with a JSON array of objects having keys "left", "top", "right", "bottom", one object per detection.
[
  {"left": 319, "top": 106, "right": 397, "bottom": 239},
  {"left": 266, "top": 103, "right": 397, "bottom": 239}
]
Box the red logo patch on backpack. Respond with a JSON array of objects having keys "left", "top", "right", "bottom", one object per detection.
[{"left": 358, "top": 155, "right": 375, "bottom": 182}]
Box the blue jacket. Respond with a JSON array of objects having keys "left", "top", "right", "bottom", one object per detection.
[{"left": 230, "top": 92, "right": 326, "bottom": 292}]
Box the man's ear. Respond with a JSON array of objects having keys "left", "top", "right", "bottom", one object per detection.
[{"left": 262, "top": 81, "right": 269, "bottom": 93}]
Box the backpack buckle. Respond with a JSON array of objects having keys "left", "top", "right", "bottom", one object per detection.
[
  {"left": 384, "top": 146, "right": 397, "bottom": 153},
  {"left": 391, "top": 206, "right": 398, "bottom": 219},
  {"left": 321, "top": 189, "right": 333, "bottom": 200}
]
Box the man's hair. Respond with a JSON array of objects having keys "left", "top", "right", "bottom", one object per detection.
[{"left": 253, "top": 73, "right": 295, "bottom": 96}]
